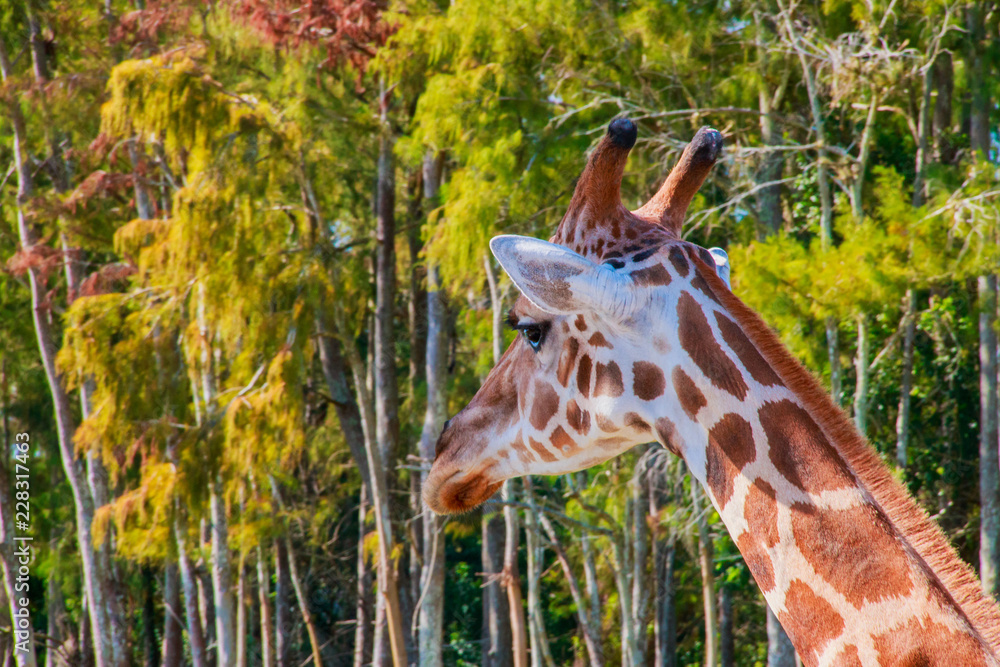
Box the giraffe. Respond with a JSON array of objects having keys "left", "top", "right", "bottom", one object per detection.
[{"left": 422, "top": 117, "right": 1000, "bottom": 666}]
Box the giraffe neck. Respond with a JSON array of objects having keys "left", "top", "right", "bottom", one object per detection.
[{"left": 645, "top": 249, "right": 1000, "bottom": 667}]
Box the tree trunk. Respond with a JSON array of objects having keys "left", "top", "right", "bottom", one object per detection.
[
  {"left": 967, "top": 3, "right": 991, "bottom": 160},
  {"left": 210, "top": 481, "right": 236, "bottom": 666},
  {"left": 535, "top": 498, "right": 597, "bottom": 667},
  {"left": 753, "top": 11, "right": 787, "bottom": 238},
  {"left": 932, "top": 52, "right": 953, "bottom": 160},
  {"left": 485, "top": 255, "right": 505, "bottom": 366},
  {"left": 692, "top": 485, "right": 717, "bottom": 667},
  {"left": 654, "top": 537, "right": 676, "bottom": 667},
  {"left": 372, "top": 83, "right": 408, "bottom": 667},
  {"left": 407, "top": 169, "right": 427, "bottom": 390},
  {"left": 979, "top": 275, "right": 1000, "bottom": 598},
  {"left": 48, "top": 572, "right": 75, "bottom": 667},
  {"left": 257, "top": 546, "right": 275, "bottom": 667},
  {"left": 718, "top": 587, "right": 733, "bottom": 667},
  {"left": 524, "top": 477, "right": 560, "bottom": 667},
  {"left": 236, "top": 554, "right": 247, "bottom": 667},
  {"left": 78, "top": 590, "right": 93, "bottom": 667},
  {"left": 417, "top": 156, "right": 447, "bottom": 667},
  {"left": 375, "top": 110, "right": 401, "bottom": 470},
  {"left": 0, "top": 451, "right": 37, "bottom": 667},
  {"left": 314, "top": 316, "right": 377, "bottom": 667},
  {"left": 629, "top": 469, "right": 650, "bottom": 667},
  {"left": 317, "top": 319, "right": 372, "bottom": 490},
  {"left": 275, "top": 541, "right": 293, "bottom": 667},
  {"left": 354, "top": 486, "right": 374, "bottom": 667},
  {"left": 143, "top": 567, "right": 160, "bottom": 667},
  {"left": 913, "top": 59, "right": 934, "bottom": 207},
  {"left": 162, "top": 563, "right": 183, "bottom": 667},
  {"left": 765, "top": 607, "right": 795, "bottom": 667},
  {"left": 502, "top": 482, "right": 528, "bottom": 667},
  {"left": 756, "top": 93, "right": 784, "bottom": 235},
  {"left": 651, "top": 474, "right": 676, "bottom": 667},
  {"left": 0, "top": 34, "right": 123, "bottom": 667},
  {"left": 850, "top": 95, "right": 879, "bottom": 221},
  {"left": 483, "top": 514, "right": 512, "bottom": 667},
  {"left": 896, "top": 290, "right": 918, "bottom": 469},
  {"left": 283, "top": 536, "right": 323, "bottom": 667},
  {"left": 853, "top": 315, "right": 870, "bottom": 434},
  {"left": 175, "top": 508, "right": 208, "bottom": 667}
]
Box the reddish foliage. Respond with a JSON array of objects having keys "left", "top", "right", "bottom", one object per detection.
[
  {"left": 110, "top": 2, "right": 196, "bottom": 53},
  {"left": 65, "top": 170, "right": 135, "bottom": 213},
  {"left": 7, "top": 244, "right": 63, "bottom": 286},
  {"left": 79, "top": 263, "right": 138, "bottom": 297},
  {"left": 229, "top": 0, "right": 394, "bottom": 74}
]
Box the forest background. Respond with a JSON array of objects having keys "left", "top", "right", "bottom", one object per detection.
[{"left": 1, "top": 0, "right": 999, "bottom": 666}]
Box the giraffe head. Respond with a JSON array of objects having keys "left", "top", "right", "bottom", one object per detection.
[{"left": 424, "top": 118, "right": 727, "bottom": 514}]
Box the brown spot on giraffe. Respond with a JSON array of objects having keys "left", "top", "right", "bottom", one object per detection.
[
  {"left": 779, "top": 580, "right": 845, "bottom": 667},
  {"left": 465, "top": 386, "right": 519, "bottom": 434},
  {"left": 873, "top": 617, "right": 989, "bottom": 667},
  {"left": 596, "top": 413, "right": 617, "bottom": 433},
  {"left": 791, "top": 501, "right": 913, "bottom": 608},
  {"left": 509, "top": 434, "right": 534, "bottom": 465},
  {"left": 577, "top": 355, "right": 593, "bottom": 398},
  {"left": 760, "top": 400, "right": 855, "bottom": 494},
  {"left": 690, "top": 272, "right": 722, "bottom": 305},
  {"left": 566, "top": 399, "right": 591, "bottom": 435},
  {"left": 624, "top": 412, "right": 650, "bottom": 432},
  {"left": 527, "top": 437, "right": 558, "bottom": 463},
  {"left": 631, "top": 264, "right": 672, "bottom": 287},
  {"left": 669, "top": 246, "right": 689, "bottom": 276},
  {"left": 594, "top": 361, "right": 624, "bottom": 397},
  {"left": 830, "top": 645, "right": 862, "bottom": 667},
  {"left": 588, "top": 331, "right": 612, "bottom": 348},
  {"left": 557, "top": 337, "right": 580, "bottom": 387},
  {"left": 672, "top": 366, "right": 707, "bottom": 420},
  {"left": 655, "top": 417, "right": 683, "bottom": 457},
  {"left": 705, "top": 413, "right": 755, "bottom": 508},
  {"left": 633, "top": 361, "right": 666, "bottom": 400},
  {"left": 714, "top": 311, "right": 784, "bottom": 388},
  {"left": 677, "top": 291, "right": 749, "bottom": 400},
  {"left": 744, "top": 479, "right": 779, "bottom": 549},
  {"left": 530, "top": 381, "right": 560, "bottom": 431},
  {"left": 597, "top": 436, "right": 631, "bottom": 450},
  {"left": 551, "top": 425, "right": 579, "bottom": 455},
  {"left": 574, "top": 314, "right": 587, "bottom": 331},
  {"left": 737, "top": 532, "right": 775, "bottom": 593}
]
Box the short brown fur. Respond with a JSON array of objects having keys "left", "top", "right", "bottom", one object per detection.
[{"left": 690, "top": 253, "right": 1000, "bottom": 653}]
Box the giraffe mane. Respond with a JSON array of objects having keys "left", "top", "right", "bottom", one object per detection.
[{"left": 690, "top": 251, "right": 1000, "bottom": 655}]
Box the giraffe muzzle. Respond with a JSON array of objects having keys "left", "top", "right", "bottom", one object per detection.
[{"left": 423, "top": 467, "right": 503, "bottom": 514}]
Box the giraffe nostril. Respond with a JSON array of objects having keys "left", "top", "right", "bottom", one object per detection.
[{"left": 442, "top": 419, "right": 452, "bottom": 433}]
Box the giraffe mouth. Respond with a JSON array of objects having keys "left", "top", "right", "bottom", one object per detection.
[{"left": 423, "top": 469, "right": 504, "bottom": 515}]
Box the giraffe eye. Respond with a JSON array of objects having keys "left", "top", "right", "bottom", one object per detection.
[{"left": 520, "top": 324, "right": 546, "bottom": 351}]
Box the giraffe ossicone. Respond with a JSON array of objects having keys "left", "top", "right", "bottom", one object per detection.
[{"left": 423, "top": 117, "right": 1000, "bottom": 666}]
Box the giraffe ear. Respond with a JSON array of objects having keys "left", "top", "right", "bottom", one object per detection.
[
  {"left": 489, "top": 235, "right": 637, "bottom": 319},
  {"left": 708, "top": 247, "right": 731, "bottom": 288}
]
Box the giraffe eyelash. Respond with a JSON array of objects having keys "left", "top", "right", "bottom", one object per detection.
[{"left": 505, "top": 309, "right": 526, "bottom": 331}]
